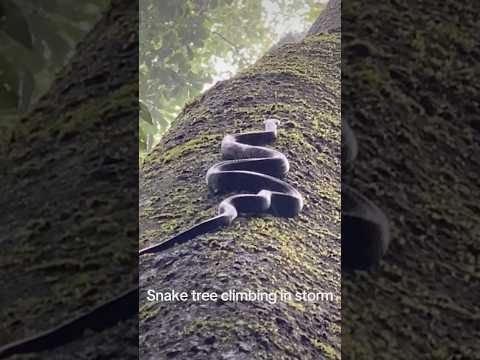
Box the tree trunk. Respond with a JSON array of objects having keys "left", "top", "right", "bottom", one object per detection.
[
  {"left": 139, "top": 4, "right": 341, "bottom": 360},
  {"left": 307, "top": 0, "right": 341, "bottom": 35},
  {"left": 1, "top": 1, "right": 138, "bottom": 358},
  {"left": 342, "top": 0, "right": 480, "bottom": 358}
]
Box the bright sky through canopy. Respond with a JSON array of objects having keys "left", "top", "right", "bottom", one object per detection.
[{"left": 204, "top": 0, "right": 326, "bottom": 91}]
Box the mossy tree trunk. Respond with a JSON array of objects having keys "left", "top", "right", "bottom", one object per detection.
[
  {"left": 140, "top": 7, "right": 341, "bottom": 360},
  {"left": 1, "top": 1, "right": 138, "bottom": 358},
  {"left": 342, "top": 0, "right": 480, "bottom": 358}
]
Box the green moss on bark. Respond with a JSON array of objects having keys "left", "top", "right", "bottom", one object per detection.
[{"left": 140, "top": 31, "right": 341, "bottom": 359}]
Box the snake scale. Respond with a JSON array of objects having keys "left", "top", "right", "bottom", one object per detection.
[
  {"left": 0, "top": 118, "right": 390, "bottom": 357},
  {"left": 0, "top": 119, "right": 303, "bottom": 357}
]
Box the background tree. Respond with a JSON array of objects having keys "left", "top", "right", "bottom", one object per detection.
[
  {"left": 0, "top": 1, "right": 109, "bottom": 140},
  {"left": 139, "top": 1, "right": 341, "bottom": 358},
  {"left": 139, "top": 0, "right": 323, "bottom": 156},
  {"left": 1, "top": 1, "right": 138, "bottom": 358}
]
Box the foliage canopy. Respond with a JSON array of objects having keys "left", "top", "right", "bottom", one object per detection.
[
  {"left": 0, "top": 1, "right": 109, "bottom": 110},
  {"left": 139, "top": 0, "right": 323, "bottom": 155}
]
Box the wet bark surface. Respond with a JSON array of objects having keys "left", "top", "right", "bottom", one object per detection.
[{"left": 139, "top": 32, "right": 341, "bottom": 359}]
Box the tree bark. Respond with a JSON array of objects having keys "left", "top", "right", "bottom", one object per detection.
[
  {"left": 139, "top": 3, "right": 341, "bottom": 360},
  {"left": 307, "top": 0, "right": 341, "bottom": 35},
  {"left": 342, "top": 0, "right": 480, "bottom": 358},
  {"left": 0, "top": 1, "right": 138, "bottom": 358}
]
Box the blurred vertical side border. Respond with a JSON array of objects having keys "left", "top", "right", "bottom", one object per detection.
[
  {"left": 0, "top": 0, "right": 139, "bottom": 358},
  {"left": 342, "top": 0, "right": 479, "bottom": 358}
]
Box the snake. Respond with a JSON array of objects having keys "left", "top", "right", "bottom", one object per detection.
[
  {"left": 0, "top": 118, "right": 303, "bottom": 358},
  {"left": 341, "top": 118, "right": 391, "bottom": 271}
]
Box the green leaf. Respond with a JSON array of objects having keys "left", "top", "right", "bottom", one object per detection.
[
  {"left": 0, "top": 0, "right": 33, "bottom": 49},
  {"left": 140, "top": 101, "right": 153, "bottom": 125}
]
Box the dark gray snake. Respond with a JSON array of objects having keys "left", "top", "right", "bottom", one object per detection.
[
  {"left": 341, "top": 118, "right": 390, "bottom": 270},
  {"left": 0, "top": 119, "right": 303, "bottom": 358},
  {"left": 140, "top": 118, "right": 303, "bottom": 255}
]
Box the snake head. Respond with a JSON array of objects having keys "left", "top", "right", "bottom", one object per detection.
[
  {"left": 264, "top": 118, "right": 279, "bottom": 133},
  {"left": 264, "top": 118, "right": 280, "bottom": 125}
]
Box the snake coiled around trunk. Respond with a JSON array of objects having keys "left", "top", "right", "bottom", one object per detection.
[{"left": 0, "top": 119, "right": 303, "bottom": 358}]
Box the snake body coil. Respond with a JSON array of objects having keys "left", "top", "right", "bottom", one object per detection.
[
  {"left": 0, "top": 119, "right": 302, "bottom": 358},
  {"left": 140, "top": 118, "right": 303, "bottom": 255}
]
